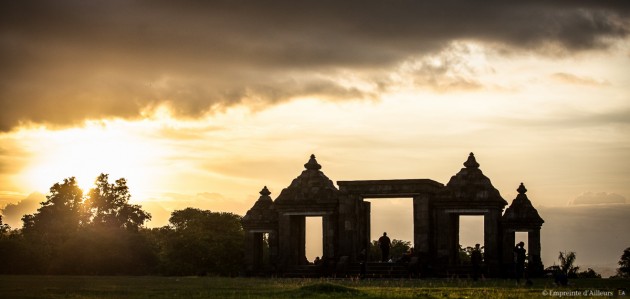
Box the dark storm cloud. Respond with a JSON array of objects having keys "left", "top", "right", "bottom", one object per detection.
[{"left": 1, "top": 0, "right": 629, "bottom": 131}]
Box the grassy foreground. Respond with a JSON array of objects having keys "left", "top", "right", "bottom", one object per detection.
[{"left": 0, "top": 276, "right": 628, "bottom": 299}]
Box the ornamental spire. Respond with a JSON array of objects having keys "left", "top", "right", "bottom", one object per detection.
[
  {"left": 463, "top": 152, "right": 480, "bottom": 169},
  {"left": 304, "top": 154, "right": 322, "bottom": 170},
  {"left": 259, "top": 186, "right": 271, "bottom": 197},
  {"left": 517, "top": 182, "right": 527, "bottom": 194}
]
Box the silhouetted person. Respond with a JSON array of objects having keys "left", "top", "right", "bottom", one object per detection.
[
  {"left": 313, "top": 256, "right": 321, "bottom": 265},
  {"left": 471, "top": 243, "right": 482, "bottom": 281},
  {"left": 378, "top": 232, "right": 391, "bottom": 262},
  {"left": 514, "top": 241, "right": 526, "bottom": 283},
  {"left": 398, "top": 247, "right": 414, "bottom": 263}
]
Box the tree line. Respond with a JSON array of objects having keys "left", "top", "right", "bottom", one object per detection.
[
  {"left": 0, "top": 174, "right": 243, "bottom": 276},
  {"left": 1, "top": 175, "right": 629, "bottom": 278}
]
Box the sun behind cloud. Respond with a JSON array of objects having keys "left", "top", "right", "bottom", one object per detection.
[{"left": 18, "top": 120, "right": 168, "bottom": 198}]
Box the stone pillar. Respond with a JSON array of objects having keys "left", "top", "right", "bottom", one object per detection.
[
  {"left": 501, "top": 229, "right": 515, "bottom": 264},
  {"left": 337, "top": 195, "right": 350, "bottom": 258},
  {"left": 501, "top": 228, "right": 515, "bottom": 277},
  {"left": 528, "top": 228, "right": 541, "bottom": 263},
  {"left": 352, "top": 200, "right": 370, "bottom": 261},
  {"left": 289, "top": 215, "right": 306, "bottom": 265},
  {"left": 435, "top": 209, "right": 450, "bottom": 265},
  {"left": 364, "top": 201, "right": 371, "bottom": 253},
  {"left": 268, "top": 230, "right": 279, "bottom": 273},
  {"left": 277, "top": 214, "right": 291, "bottom": 270},
  {"left": 253, "top": 232, "right": 263, "bottom": 271},
  {"left": 413, "top": 194, "right": 430, "bottom": 256},
  {"left": 337, "top": 194, "right": 361, "bottom": 259},
  {"left": 528, "top": 228, "right": 544, "bottom": 276},
  {"left": 449, "top": 213, "right": 460, "bottom": 265},
  {"left": 243, "top": 230, "right": 255, "bottom": 274},
  {"left": 323, "top": 214, "right": 336, "bottom": 258},
  {"left": 484, "top": 209, "right": 501, "bottom": 275}
]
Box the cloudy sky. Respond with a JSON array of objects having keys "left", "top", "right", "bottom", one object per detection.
[{"left": 1, "top": 0, "right": 629, "bottom": 273}]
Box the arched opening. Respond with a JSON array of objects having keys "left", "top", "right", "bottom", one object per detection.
[
  {"left": 459, "top": 215, "right": 485, "bottom": 265},
  {"left": 305, "top": 216, "right": 323, "bottom": 263},
  {"left": 365, "top": 198, "right": 414, "bottom": 261},
  {"left": 251, "top": 231, "right": 273, "bottom": 273}
]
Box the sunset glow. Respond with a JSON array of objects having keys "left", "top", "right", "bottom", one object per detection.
[{"left": 2, "top": 1, "right": 630, "bottom": 276}]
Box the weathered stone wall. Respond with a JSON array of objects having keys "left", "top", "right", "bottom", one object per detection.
[{"left": 242, "top": 153, "right": 545, "bottom": 277}]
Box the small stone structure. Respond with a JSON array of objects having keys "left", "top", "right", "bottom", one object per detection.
[{"left": 242, "top": 153, "right": 544, "bottom": 277}]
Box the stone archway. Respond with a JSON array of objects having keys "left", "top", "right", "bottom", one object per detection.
[
  {"left": 336, "top": 179, "right": 442, "bottom": 265},
  {"left": 242, "top": 153, "right": 544, "bottom": 277}
]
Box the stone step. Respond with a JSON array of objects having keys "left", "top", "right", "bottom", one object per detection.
[{"left": 283, "top": 262, "right": 415, "bottom": 278}]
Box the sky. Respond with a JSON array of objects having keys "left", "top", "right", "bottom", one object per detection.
[{"left": 1, "top": 0, "right": 629, "bottom": 275}]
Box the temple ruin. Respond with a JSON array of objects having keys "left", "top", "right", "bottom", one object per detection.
[{"left": 242, "top": 153, "right": 544, "bottom": 277}]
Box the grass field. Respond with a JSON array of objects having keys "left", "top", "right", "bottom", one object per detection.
[{"left": 0, "top": 276, "right": 628, "bottom": 299}]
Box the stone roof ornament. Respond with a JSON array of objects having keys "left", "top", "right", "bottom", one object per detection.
[
  {"left": 253, "top": 185, "right": 273, "bottom": 204},
  {"left": 463, "top": 152, "right": 480, "bottom": 169},
  {"left": 274, "top": 154, "right": 338, "bottom": 204},
  {"left": 435, "top": 152, "right": 507, "bottom": 206},
  {"left": 517, "top": 182, "right": 527, "bottom": 194},
  {"left": 260, "top": 186, "right": 271, "bottom": 197},
  {"left": 242, "top": 185, "right": 276, "bottom": 225},
  {"left": 304, "top": 154, "right": 322, "bottom": 170},
  {"left": 502, "top": 182, "right": 544, "bottom": 226}
]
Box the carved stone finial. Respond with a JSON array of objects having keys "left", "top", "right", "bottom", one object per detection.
[
  {"left": 463, "top": 152, "right": 480, "bottom": 168},
  {"left": 304, "top": 154, "right": 322, "bottom": 170},
  {"left": 260, "top": 186, "right": 271, "bottom": 197},
  {"left": 517, "top": 182, "right": 527, "bottom": 194}
]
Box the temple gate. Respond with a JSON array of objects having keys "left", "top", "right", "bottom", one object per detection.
[{"left": 242, "top": 153, "right": 544, "bottom": 277}]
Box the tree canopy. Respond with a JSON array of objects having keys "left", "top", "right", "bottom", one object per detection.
[
  {"left": 21, "top": 177, "right": 85, "bottom": 240},
  {"left": 0, "top": 215, "right": 9, "bottom": 236},
  {"left": 85, "top": 174, "right": 151, "bottom": 230},
  {"left": 0, "top": 175, "right": 245, "bottom": 276},
  {"left": 368, "top": 239, "right": 411, "bottom": 262},
  {"left": 618, "top": 247, "right": 630, "bottom": 278},
  {"left": 158, "top": 208, "right": 244, "bottom": 276},
  {"left": 1, "top": 175, "right": 157, "bottom": 274}
]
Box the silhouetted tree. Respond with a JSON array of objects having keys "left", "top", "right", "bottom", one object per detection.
[
  {"left": 68, "top": 174, "right": 157, "bottom": 274},
  {"left": 558, "top": 251, "right": 580, "bottom": 278},
  {"left": 0, "top": 215, "right": 9, "bottom": 236},
  {"left": 618, "top": 247, "right": 630, "bottom": 278},
  {"left": 0, "top": 215, "right": 20, "bottom": 273},
  {"left": 12, "top": 175, "right": 157, "bottom": 274},
  {"left": 0, "top": 231, "right": 39, "bottom": 274},
  {"left": 1, "top": 174, "right": 261, "bottom": 276},
  {"left": 159, "top": 208, "right": 243, "bottom": 276},
  {"left": 19, "top": 177, "right": 87, "bottom": 273},
  {"left": 577, "top": 268, "right": 601, "bottom": 278},
  {"left": 85, "top": 174, "right": 151, "bottom": 230},
  {"left": 22, "top": 177, "right": 85, "bottom": 238},
  {"left": 51, "top": 225, "right": 158, "bottom": 275}
]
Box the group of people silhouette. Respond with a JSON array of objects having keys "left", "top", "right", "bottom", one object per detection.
[
  {"left": 311, "top": 231, "right": 529, "bottom": 282},
  {"left": 375, "top": 232, "right": 529, "bottom": 283}
]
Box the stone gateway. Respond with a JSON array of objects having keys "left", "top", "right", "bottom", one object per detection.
[{"left": 242, "top": 153, "right": 544, "bottom": 277}]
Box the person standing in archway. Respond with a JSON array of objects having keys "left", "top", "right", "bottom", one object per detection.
[
  {"left": 471, "top": 244, "right": 483, "bottom": 281},
  {"left": 378, "top": 232, "right": 391, "bottom": 262},
  {"left": 514, "top": 241, "right": 527, "bottom": 284}
]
